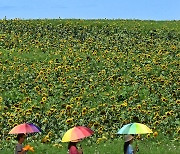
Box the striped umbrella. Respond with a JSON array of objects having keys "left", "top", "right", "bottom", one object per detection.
[
  {"left": 117, "top": 123, "right": 153, "bottom": 134},
  {"left": 62, "top": 126, "right": 94, "bottom": 142},
  {"left": 9, "top": 123, "right": 41, "bottom": 134}
]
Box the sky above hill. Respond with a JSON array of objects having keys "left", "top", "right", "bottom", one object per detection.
[{"left": 0, "top": 0, "right": 179, "bottom": 20}]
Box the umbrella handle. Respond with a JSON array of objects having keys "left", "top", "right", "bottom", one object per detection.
[
  {"left": 136, "top": 140, "right": 139, "bottom": 152},
  {"left": 79, "top": 144, "right": 83, "bottom": 154}
]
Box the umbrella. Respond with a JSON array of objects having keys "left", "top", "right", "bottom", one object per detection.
[
  {"left": 118, "top": 123, "right": 152, "bottom": 152},
  {"left": 117, "top": 123, "right": 153, "bottom": 134},
  {"left": 9, "top": 123, "right": 41, "bottom": 134},
  {"left": 62, "top": 126, "right": 94, "bottom": 142}
]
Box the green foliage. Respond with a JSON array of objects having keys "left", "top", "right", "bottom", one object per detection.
[
  {"left": 1, "top": 138, "right": 180, "bottom": 154},
  {"left": 0, "top": 19, "right": 179, "bottom": 149}
]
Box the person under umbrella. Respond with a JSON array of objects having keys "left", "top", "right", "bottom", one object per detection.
[
  {"left": 15, "top": 133, "right": 27, "bottom": 154},
  {"left": 68, "top": 140, "right": 83, "bottom": 154},
  {"left": 124, "top": 135, "right": 138, "bottom": 154},
  {"left": 62, "top": 126, "right": 94, "bottom": 154},
  {"left": 9, "top": 123, "right": 41, "bottom": 153},
  {"left": 118, "top": 123, "right": 153, "bottom": 154}
]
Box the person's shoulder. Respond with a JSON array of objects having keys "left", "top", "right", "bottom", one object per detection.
[
  {"left": 129, "top": 144, "right": 133, "bottom": 148},
  {"left": 16, "top": 143, "right": 19, "bottom": 147},
  {"left": 69, "top": 145, "right": 78, "bottom": 154},
  {"left": 16, "top": 143, "right": 23, "bottom": 149},
  {"left": 70, "top": 145, "right": 77, "bottom": 150},
  {"left": 127, "top": 144, "right": 133, "bottom": 151}
]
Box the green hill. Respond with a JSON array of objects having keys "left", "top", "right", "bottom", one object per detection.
[{"left": 0, "top": 19, "right": 179, "bottom": 146}]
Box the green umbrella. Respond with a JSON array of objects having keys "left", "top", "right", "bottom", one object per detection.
[
  {"left": 117, "top": 123, "right": 153, "bottom": 134},
  {"left": 118, "top": 123, "right": 153, "bottom": 152}
]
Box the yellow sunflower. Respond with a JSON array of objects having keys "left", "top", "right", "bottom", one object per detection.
[
  {"left": 0, "top": 96, "right": 3, "bottom": 102},
  {"left": 66, "top": 118, "right": 73, "bottom": 125}
]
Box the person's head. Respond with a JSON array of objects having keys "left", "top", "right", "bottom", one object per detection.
[
  {"left": 124, "top": 135, "right": 133, "bottom": 154},
  {"left": 16, "top": 133, "right": 26, "bottom": 143},
  {"left": 68, "top": 141, "right": 77, "bottom": 149},
  {"left": 125, "top": 135, "right": 133, "bottom": 143}
]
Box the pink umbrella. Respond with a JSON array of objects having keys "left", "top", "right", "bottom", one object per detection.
[
  {"left": 9, "top": 123, "right": 41, "bottom": 134},
  {"left": 62, "top": 126, "right": 94, "bottom": 142}
]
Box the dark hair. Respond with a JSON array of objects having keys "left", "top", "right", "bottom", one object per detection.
[
  {"left": 16, "top": 133, "right": 25, "bottom": 141},
  {"left": 68, "top": 142, "right": 77, "bottom": 150},
  {"left": 124, "top": 141, "right": 130, "bottom": 154}
]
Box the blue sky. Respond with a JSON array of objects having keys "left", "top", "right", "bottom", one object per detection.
[{"left": 0, "top": 0, "right": 179, "bottom": 20}]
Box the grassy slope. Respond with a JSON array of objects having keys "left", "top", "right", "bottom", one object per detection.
[
  {"left": 1, "top": 138, "right": 180, "bottom": 154},
  {"left": 0, "top": 19, "right": 180, "bottom": 153}
]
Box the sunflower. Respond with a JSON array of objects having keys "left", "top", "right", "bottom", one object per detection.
[
  {"left": 100, "top": 110, "right": 106, "bottom": 115},
  {"left": 40, "top": 101, "right": 44, "bottom": 105},
  {"left": 162, "top": 115, "right": 167, "bottom": 120},
  {"left": 110, "top": 96, "right": 115, "bottom": 100},
  {"left": 153, "top": 131, "right": 158, "bottom": 137},
  {"left": 48, "top": 131, "right": 53, "bottom": 136},
  {"left": 96, "top": 138, "right": 102, "bottom": 144},
  {"left": 39, "top": 71, "right": 44, "bottom": 75},
  {"left": 82, "top": 107, "right": 88, "bottom": 115},
  {"left": 177, "top": 128, "right": 180, "bottom": 134},
  {"left": 94, "top": 122, "right": 99, "bottom": 128},
  {"left": 161, "top": 97, "right": 167, "bottom": 102},
  {"left": 136, "top": 104, "right": 141, "bottom": 109},
  {"left": 50, "top": 108, "right": 55, "bottom": 112},
  {"left": 61, "top": 103, "right": 66, "bottom": 108},
  {"left": 0, "top": 96, "right": 2, "bottom": 102},
  {"left": 60, "top": 109, "right": 65, "bottom": 115},
  {"left": 165, "top": 112, "right": 171, "bottom": 116},
  {"left": 146, "top": 134, "right": 150, "bottom": 138},
  {"left": 75, "top": 96, "right": 82, "bottom": 101},
  {"left": 42, "top": 97, "right": 47, "bottom": 102},
  {"left": 42, "top": 93, "right": 47, "bottom": 97},
  {"left": 128, "top": 108, "right": 132, "bottom": 111},
  {"left": 98, "top": 126, "right": 104, "bottom": 132},
  {"left": 72, "top": 111, "right": 78, "bottom": 116},
  {"left": 26, "top": 111, "right": 31, "bottom": 116},
  {"left": 66, "top": 105, "right": 72, "bottom": 110},
  {"left": 88, "top": 121, "right": 94, "bottom": 128},
  {"left": 6, "top": 137, "right": 11, "bottom": 141},
  {"left": 13, "top": 123, "right": 18, "bottom": 127},
  {"left": 66, "top": 118, "right": 73, "bottom": 125},
  {"left": 90, "top": 108, "right": 96, "bottom": 113},
  {"left": 8, "top": 119, "right": 13, "bottom": 124},
  {"left": 15, "top": 108, "right": 21, "bottom": 112},
  {"left": 170, "top": 110, "right": 174, "bottom": 115},
  {"left": 154, "top": 121, "right": 160, "bottom": 125},
  {"left": 48, "top": 84, "right": 53, "bottom": 88},
  {"left": 24, "top": 67, "right": 28, "bottom": 71},
  {"left": 136, "top": 134, "right": 141, "bottom": 140},
  {"left": 36, "top": 113, "right": 41, "bottom": 118},
  {"left": 98, "top": 130, "right": 103, "bottom": 135},
  {"left": 41, "top": 135, "right": 49, "bottom": 143}
]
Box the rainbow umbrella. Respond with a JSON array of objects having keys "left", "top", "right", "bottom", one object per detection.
[
  {"left": 62, "top": 126, "right": 94, "bottom": 142},
  {"left": 117, "top": 123, "right": 153, "bottom": 134},
  {"left": 9, "top": 123, "right": 41, "bottom": 134}
]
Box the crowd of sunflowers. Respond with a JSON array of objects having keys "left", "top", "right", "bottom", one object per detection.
[{"left": 0, "top": 19, "right": 179, "bottom": 145}]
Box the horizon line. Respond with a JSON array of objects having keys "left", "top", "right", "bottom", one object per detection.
[{"left": 1, "top": 17, "right": 180, "bottom": 22}]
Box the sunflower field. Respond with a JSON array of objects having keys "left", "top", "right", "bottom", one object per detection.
[{"left": 0, "top": 19, "right": 179, "bottom": 146}]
